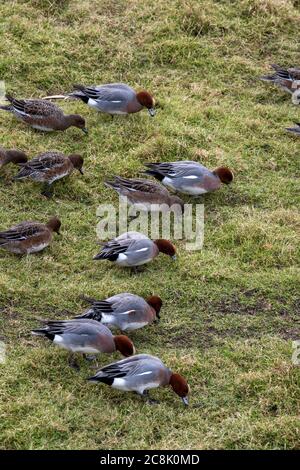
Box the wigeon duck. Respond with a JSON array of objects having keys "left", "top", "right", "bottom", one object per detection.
[
  {"left": 105, "top": 176, "right": 184, "bottom": 213},
  {"left": 286, "top": 122, "right": 300, "bottom": 135},
  {"left": 69, "top": 83, "right": 156, "bottom": 117},
  {"left": 88, "top": 354, "right": 189, "bottom": 406},
  {"left": 0, "top": 95, "right": 87, "bottom": 133},
  {"left": 93, "top": 232, "right": 176, "bottom": 268},
  {"left": 14, "top": 151, "right": 84, "bottom": 198},
  {"left": 0, "top": 147, "right": 27, "bottom": 168},
  {"left": 260, "top": 64, "right": 300, "bottom": 94},
  {"left": 32, "top": 319, "right": 135, "bottom": 368},
  {"left": 144, "top": 161, "right": 233, "bottom": 196},
  {"left": 0, "top": 217, "right": 61, "bottom": 255},
  {"left": 76, "top": 293, "right": 162, "bottom": 331}
]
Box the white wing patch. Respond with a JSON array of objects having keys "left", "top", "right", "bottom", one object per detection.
[
  {"left": 135, "top": 247, "right": 148, "bottom": 253},
  {"left": 182, "top": 175, "right": 198, "bottom": 179},
  {"left": 119, "top": 310, "right": 136, "bottom": 315},
  {"left": 137, "top": 371, "right": 152, "bottom": 376}
]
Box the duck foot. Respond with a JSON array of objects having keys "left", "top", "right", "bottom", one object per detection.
[
  {"left": 147, "top": 398, "right": 160, "bottom": 405},
  {"left": 130, "top": 266, "right": 144, "bottom": 275},
  {"left": 140, "top": 391, "right": 160, "bottom": 405},
  {"left": 83, "top": 354, "right": 97, "bottom": 362},
  {"left": 83, "top": 354, "right": 99, "bottom": 368}
]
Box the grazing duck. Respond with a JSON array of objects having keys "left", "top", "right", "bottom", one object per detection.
[
  {"left": 0, "top": 217, "right": 61, "bottom": 255},
  {"left": 14, "top": 151, "right": 84, "bottom": 198},
  {"left": 105, "top": 176, "right": 184, "bottom": 213},
  {"left": 0, "top": 95, "right": 87, "bottom": 133},
  {"left": 93, "top": 232, "right": 176, "bottom": 268},
  {"left": 144, "top": 160, "right": 233, "bottom": 196},
  {"left": 88, "top": 354, "right": 189, "bottom": 405},
  {"left": 69, "top": 83, "right": 156, "bottom": 117},
  {"left": 32, "top": 319, "right": 135, "bottom": 369},
  {"left": 260, "top": 64, "right": 300, "bottom": 94},
  {"left": 76, "top": 293, "right": 162, "bottom": 331},
  {"left": 0, "top": 147, "right": 27, "bottom": 169}
]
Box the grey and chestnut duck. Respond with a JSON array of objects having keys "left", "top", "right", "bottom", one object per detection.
[
  {"left": 88, "top": 354, "right": 190, "bottom": 406},
  {"left": 144, "top": 160, "right": 233, "bottom": 196},
  {"left": 32, "top": 319, "right": 135, "bottom": 369},
  {"left": 76, "top": 293, "right": 162, "bottom": 331},
  {"left": 93, "top": 232, "right": 177, "bottom": 269}
]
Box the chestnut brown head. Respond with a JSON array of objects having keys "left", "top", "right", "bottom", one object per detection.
[
  {"left": 146, "top": 295, "right": 163, "bottom": 318},
  {"left": 114, "top": 335, "right": 135, "bottom": 357},
  {"left": 213, "top": 167, "right": 234, "bottom": 185},
  {"left": 169, "top": 373, "right": 190, "bottom": 406},
  {"left": 46, "top": 216, "right": 61, "bottom": 234},
  {"left": 68, "top": 154, "right": 84, "bottom": 174},
  {"left": 136, "top": 91, "right": 156, "bottom": 116},
  {"left": 154, "top": 239, "right": 176, "bottom": 259}
]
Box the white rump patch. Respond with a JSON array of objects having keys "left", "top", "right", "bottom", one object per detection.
[
  {"left": 53, "top": 335, "right": 64, "bottom": 345},
  {"left": 88, "top": 98, "right": 100, "bottom": 109},
  {"left": 117, "top": 253, "right": 128, "bottom": 261},
  {"left": 112, "top": 378, "right": 131, "bottom": 391},
  {"left": 101, "top": 313, "right": 115, "bottom": 322}
]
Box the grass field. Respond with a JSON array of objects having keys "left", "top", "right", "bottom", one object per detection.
[{"left": 0, "top": 0, "right": 300, "bottom": 450}]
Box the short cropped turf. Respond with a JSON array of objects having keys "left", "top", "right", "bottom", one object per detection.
[{"left": 0, "top": 0, "right": 299, "bottom": 450}]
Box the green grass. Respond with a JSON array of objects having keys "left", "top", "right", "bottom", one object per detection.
[{"left": 0, "top": 0, "right": 300, "bottom": 450}]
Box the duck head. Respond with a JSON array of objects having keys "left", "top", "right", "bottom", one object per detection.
[
  {"left": 154, "top": 239, "right": 177, "bottom": 260},
  {"left": 114, "top": 335, "right": 135, "bottom": 357},
  {"left": 213, "top": 167, "right": 234, "bottom": 184},
  {"left": 68, "top": 154, "right": 84, "bottom": 174},
  {"left": 169, "top": 373, "right": 190, "bottom": 406},
  {"left": 146, "top": 295, "right": 163, "bottom": 319},
  {"left": 136, "top": 90, "right": 156, "bottom": 117},
  {"left": 66, "top": 114, "right": 88, "bottom": 134},
  {"left": 46, "top": 216, "right": 61, "bottom": 235}
]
